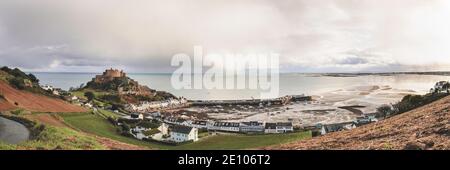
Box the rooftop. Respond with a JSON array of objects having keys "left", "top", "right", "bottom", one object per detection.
[
  {"left": 171, "top": 125, "right": 194, "bottom": 134},
  {"left": 214, "top": 122, "right": 240, "bottom": 127}
]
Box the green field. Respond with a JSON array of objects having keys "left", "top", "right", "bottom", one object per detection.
[
  {"left": 96, "top": 109, "right": 120, "bottom": 119},
  {"left": 60, "top": 112, "right": 172, "bottom": 149},
  {"left": 71, "top": 89, "right": 109, "bottom": 100},
  {"left": 60, "top": 112, "right": 311, "bottom": 150},
  {"left": 175, "top": 131, "right": 311, "bottom": 150}
]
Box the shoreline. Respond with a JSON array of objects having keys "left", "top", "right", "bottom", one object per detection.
[{"left": 177, "top": 85, "right": 418, "bottom": 127}]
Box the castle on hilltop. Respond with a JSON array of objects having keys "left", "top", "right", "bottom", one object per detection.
[
  {"left": 94, "top": 68, "right": 126, "bottom": 83},
  {"left": 89, "top": 68, "right": 154, "bottom": 96}
]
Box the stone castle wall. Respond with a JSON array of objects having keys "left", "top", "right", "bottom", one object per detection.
[{"left": 94, "top": 68, "right": 126, "bottom": 83}]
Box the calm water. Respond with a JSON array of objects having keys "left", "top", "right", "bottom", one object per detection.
[
  {"left": 32, "top": 72, "right": 450, "bottom": 100},
  {"left": 0, "top": 117, "right": 30, "bottom": 144}
]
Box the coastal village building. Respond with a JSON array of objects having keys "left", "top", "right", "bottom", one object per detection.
[
  {"left": 130, "top": 113, "right": 144, "bottom": 120},
  {"left": 432, "top": 81, "right": 450, "bottom": 93},
  {"left": 319, "top": 122, "right": 355, "bottom": 135},
  {"left": 354, "top": 115, "right": 378, "bottom": 126},
  {"left": 190, "top": 120, "right": 208, "bottom": 129},
  {"left": 265, "top": 122, "right": 294, "bottom": 133},
  {"left": 264, "top": 123, "right": 277, "bottom": 133},
  {"left": 164, "top": 117, "right": 187, "bottom": 126},
  {"left": 159, "top": 123, "right": 169, "bottom": 135},
  {"left": 131, "top": 126, "right": 149, "bottom": 140},
  {"left": 239, "top": 121, "right": 265, "bottom": 133},
  {"left": 125, "top": 98, "right": 188, "bottom": 112},
  {"left": 40, "top": 84, "right": 54, "bottom": 91},
  {"left": 209, "top": 122, "right": 240, "bottom": 132},
  {"left": 169, "top": 125, "right": 198, "bottom": 143},
  {"left": 150, "top": 111, "right": 161, "bottom": 117}
]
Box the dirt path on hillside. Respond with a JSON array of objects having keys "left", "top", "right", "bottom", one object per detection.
[
  {"left": 24, "top": 114, "right": 70, "bottom": 128},
  {"left": 0, "top": 81, "right": 86, "bottom": 113},
  {"left": 0, "top": 99, "right": 16, "bottom": 111}
]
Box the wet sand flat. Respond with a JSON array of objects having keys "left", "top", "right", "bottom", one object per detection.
[{"left": 196, "top": 85, "right": 419, "bottom": 126}]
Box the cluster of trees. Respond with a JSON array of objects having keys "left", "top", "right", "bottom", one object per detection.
[
  {"left": 1, "top": 66, "right": 38, "bottom": 83},
  {"left": 376, "top": 93, "right": 449, "bottom": 119},
  {"left": 69, "top": 83, "right": 85, "bottom": 92},
  {"left": 1, "top": 67, "right": 46, "bottom": 94},
  {"left": 84, "top": 91, "right": 95, "bottom": 102}
]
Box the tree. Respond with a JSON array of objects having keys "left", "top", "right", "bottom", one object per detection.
[
  {"left": 27, "top": 73, "right": 39, "bottom": 83},
  {"left": 9, "top": 77, "right": 25, "bottom": 90},
  {"left": 377, "top": 104, "right": 393, "bottom": 119},
  {"left": 84, "top": 91, "right": 95, "bottom": 102}
]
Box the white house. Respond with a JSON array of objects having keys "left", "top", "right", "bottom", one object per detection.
[
  {"left": 169, "top": 125, "right": 198, "bottom": 143},
  {"left": 190, "top": 120, "right": 208, "bottom": 129},
  {"left": 159, "top": 123, "right": 169, "bottom": 135},
  {"left": 264, "top": 123, "right": 278, "bottom": 133},
  {"left": 208, "top": 122, "right": 240, "bottom": 132},
  {"left": 240, "top": 121, "right": 265, "bottom": 133},
  {"left": 70, "top": 96, "right": 79, "bottom": 101},
  {"left": 130, "top": 113, "right": 144, "bottom": 120},
  {"left": 125, "top": 98, "right": 188, "bottom": 112},
  {"left": 432, "top": 81, "right": 449, "bottom": 93},
  {"left": 265, "top": 122, "right": 294, "bottom": 133},
  {"left": 276, "top": 122, "right": 294, "bottom": 133},
  {"left": 84, "top": 102, "right": 93, "bottom": 108},
  {"left": 41, "top": 84, "right": 54, "bottom": 91}
]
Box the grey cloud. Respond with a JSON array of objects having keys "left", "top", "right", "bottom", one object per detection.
[
  {"left": 0, "top": 0, "right": 449, "bottom": 72},
  {"left": 335, "top": 56, "right": 369, "bottom": 65}
]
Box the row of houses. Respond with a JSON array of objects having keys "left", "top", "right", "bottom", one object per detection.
[
  {"left": 161, "top": 116, "right": 294, "bottom": 134},
  {"left": 124, "top": 112, "right": 378, "bottom": 141},
  {"left": 127, "top": 120, "right": 199, "bottom": 143},
  {"left": 125, "top": 97, "right": 188, "bottom": 112},
  {"left": 305, "top": 115, "right": 378, "bottom": 136},
  {"left": 123, "top": 114, "right": 295, "bottom": 143},
  {"left": 41, "top": 84, "right": 72, "bottom": 96}
]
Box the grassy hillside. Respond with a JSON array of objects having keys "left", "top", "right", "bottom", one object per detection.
[
  {"left": 60, "top": 112, "right": 311, "bottom": 150},
  {"left": 60, "top": 112, "right": 171, "bottom": 149},
  {"left": 0, "top": 67, "right": 47, "bottom": 95},
  {"left": 0, "top": 66, "right": 85, "bottom": 113},
  {"left": 176, "top": 132, "right": 311, "bottom": 150}
]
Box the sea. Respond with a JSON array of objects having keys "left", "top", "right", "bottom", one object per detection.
[{"left": 31, "top": 72, "right": 450, "bottom": 100}]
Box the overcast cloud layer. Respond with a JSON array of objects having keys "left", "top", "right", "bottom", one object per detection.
[{"left": 1, "top": 0, "right": 450, "bottom": 73}]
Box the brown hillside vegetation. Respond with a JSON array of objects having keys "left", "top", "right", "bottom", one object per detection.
[
  {"left": 0, "top": 98, "right": 16, "bottom": 111},
  {"left": 265, "top": 96, "right": 450, "bottom": 150},
  {"left": 0, "top": 81, "right": 86, "bottom": 113}
]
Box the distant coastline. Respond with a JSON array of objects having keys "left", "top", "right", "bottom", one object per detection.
[
  {"left": 28, "top": 71, "right": 450, "bottom": 76},
  {"left": 319, "top": 71, "right": 450, "bottom": 77}
]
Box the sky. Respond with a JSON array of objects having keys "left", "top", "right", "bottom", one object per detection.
[{"left": 0, "top": 0, "right": 450, "bottom": 73}]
